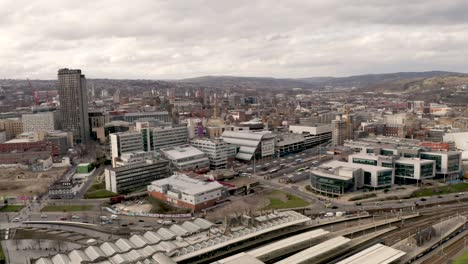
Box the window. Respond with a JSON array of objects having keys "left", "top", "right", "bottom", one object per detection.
[
  {"left": 353, "top": 158, "right": 377, "bottom": 166},
  {"left": 377, "top": 170, "right": 393, "bottom": 186},
  {"left": 421, "top": 153, "right": 442, "bottom": 171},
  {"left": 395, "top": 163, "right": 415, "bottom": 177},
  {"left": 421, "top": 163, "right": 434, "bottom": 177},
  {"left": 380, "top": 149, "right": 395, "bottom": 156},
  {"left": 364, "top": 171, "right": 372, "bottom": 185}
]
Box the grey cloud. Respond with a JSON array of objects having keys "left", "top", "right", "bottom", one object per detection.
[{"left": 1, "top": 0, "right": 468, "bottom": 79}]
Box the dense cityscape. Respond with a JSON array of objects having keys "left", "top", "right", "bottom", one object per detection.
[{"left": 2, "top": 1, "right": 468, "bottom": 264}]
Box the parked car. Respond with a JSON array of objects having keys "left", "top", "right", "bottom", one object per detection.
[{"left": 40, "top": 214, "right": 48, "bottom": 218}]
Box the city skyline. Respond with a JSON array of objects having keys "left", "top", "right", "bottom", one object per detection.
[{"left": 2, "top": 1, "right": 468, "bottom": 79}]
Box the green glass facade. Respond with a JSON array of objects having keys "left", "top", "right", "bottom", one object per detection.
[
  {"left": 310, "top": 175, "right": 354, "bottom": 195},
  {"left": 353, "top": 158, "right": 377, "bottom": 166},
  {"left": 448, "top": 154, "right": 461, "bottom": 172},
  {"left": 420, "top": 153, "right": 442, "bottom": 171},
  {"left": 395, "top": 163, "right": 415, "bottom": 177},
  {"left": 421, "top": 163, "right": 434, "bottom": 177},
  {"left": 382, "top": 162, "right": 393, "bottom": 168},
  {"left": 380, "top": 149, "right": 395, "bottom": 156},
  {"left": 377, "top": 170, "right": 393, "bottom": 186}
]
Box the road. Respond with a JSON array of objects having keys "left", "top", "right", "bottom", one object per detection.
[{"left": 75, "top": 166, "right": 105, "bottom": 199}]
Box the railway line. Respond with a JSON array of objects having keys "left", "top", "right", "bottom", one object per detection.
[
  {"left": 381, "top": 204, "right": 468, "bottom": 246},
  {"left": 419, "top": 232, "right": 468, "bottom": 264}
]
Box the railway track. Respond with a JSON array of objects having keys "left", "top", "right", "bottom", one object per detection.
[
  {"left": 420, "top": 232, "right": 468, "bottom": 264},
  {"left": 382, "top": 205, "right": 468, "bottom": 246}
]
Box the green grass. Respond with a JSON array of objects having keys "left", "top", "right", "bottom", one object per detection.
[
  {"left": 85, "top": 189, "right": 117, "bottom": 199},
  {"left": 263, "top": 190, "right": 309, "bottom": 210},
  {"left": 411, "top": 183, "right": 468, "bottom": 198},
  {"left": 349, "top": 193, "right": 378, "bottom": 201},
  {"left": 41, "top": 205, "right": 94, "bottom": 212},
  {"left": 0, "top": 205, "right": 25, "bottom": 212},
  {"left": 87, "top": 181, "right": 106, "bottom": 193},
  {"left": 454, "top": 250, "right": 468, "bottom": 264}
]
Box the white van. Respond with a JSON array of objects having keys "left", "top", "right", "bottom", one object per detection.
[{"left": 324, "top": 212, "right": 334, "bottom": 217}]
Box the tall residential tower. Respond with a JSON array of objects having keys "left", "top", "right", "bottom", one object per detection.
[{"left": 57, "top": 68, "right": 89, "bottom": 144}]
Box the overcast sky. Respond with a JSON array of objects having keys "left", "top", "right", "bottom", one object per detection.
[{"left": 2, "top": 0, "right": 468, "bottom": 79}]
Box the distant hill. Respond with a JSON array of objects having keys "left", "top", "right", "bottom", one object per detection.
[
  {"left": 2, "top": 71, "right": 466, "bottom": 94},
  {"left": 363, "top": 74, "right": 468, "bottom": 93},
  {"left": 177, "top": 71, "right": 465, "bottom": 90},
  {"left": 295, "top": 71, "right": 464, "bottom": 87},
  {"left": 177, "top": 76, "right": 320, "bottom": 89}
]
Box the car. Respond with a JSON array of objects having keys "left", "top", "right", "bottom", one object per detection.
[
  {"left": 11, "top": 218, "right": 21, "bottom": 222},
  {"left": 121, "top": 224, "right": 128, "bottom": 227},
  {"left": 331, "top": 206, "right": 338, "bottom": 209},
  {"left": 455, "top": 195, "right": 459, "bottom": 197},
  {"left": 355, "top": 202, "right": 362, "bottom": 206},
  {"left": 138, "top": 219, "right": 145, "bottom": 223},
  {"left": 437, "top": 196, "right": 443, "bottom": 199},
  {"left": 110, "top": 214, "right": 119, "bottom": 220},
  {"left": 59, "top": 217, "right": 67, "bottom": 221},
  {"left": 459, "top": 192, "right": 464, "bottom": 195},
  {"left": 420, "top": 198, "right": 427, "bottom": 201},
  {"left": 128, "top": 222, "right": 134, "bottom": 225},
  {"left": 397, "top": 200, "right": 403, "bottom": 203},
  {"left": 71, "top": 215, "right": 80, "bottom": 219},
  {"left": 40, "top": 214, "right": 48, "bottom": 218}
]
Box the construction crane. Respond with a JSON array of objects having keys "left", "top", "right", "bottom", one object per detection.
[
  {"left": 345, "top": 106, "right": 352, "bottom": 140},
  {"left": 27, "top": 79, "right": 39, "bottom": 106}
]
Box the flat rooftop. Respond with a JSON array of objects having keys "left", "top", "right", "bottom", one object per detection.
[
  {"left": 149, "top": 173, "right": 223, "bottom": 195},
  {"left": 336, "top": 243, "right": 406, "bottom": 264},
  {"left": 276, "top": 236, "right": 350, "bottom": 264},
  {"left": 160, "top": 145, "right": 206, "bottom": 160}
]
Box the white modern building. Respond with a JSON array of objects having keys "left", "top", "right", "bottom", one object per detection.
[
  {"left": 190, "top": 138, "right": 232, "bottom": 170},
  {"left": 221, "top": 131, "right": 276, "bottom": 161},
  {"left": 348, "top": 152, "right": 436, "bottom": 184},
  {"left": 110, "top": 131, "right": 144, "bottom": 167},
  {"left": 22, "top": 112, "right": 55, "bottom": 132},
  {"left": 420, "top": 151, "right": 462, "bottom": 178},
  {"left": 160, "top": 145, "right": 210, "bottom": 173},
  {"left": 310, "top": 160, "right": 394, "bottom": 196},
  {"left": 147, "top": 173, "right": 225, "bottom": 211}
]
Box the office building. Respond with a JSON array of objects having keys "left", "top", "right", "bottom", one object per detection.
[
  {"left": 310, "top": 160, "right": 393, "bottom": 196},
  {"left": 394, "top": 158, "right": 435, "bottom": 183},
  {"left": 348, "top": 153, "right": 435, "bottom": 183},
  {"left": 0, "top": 118, "right": 23, "bottom": 140},
  {"left": 221, "top": 131, "right": 276, "bottom": 161},
  {"left": 110, "top": 131, "right": 144, "bottom": 167},
  {"left": 289, "top": 124, "right": 332, "bottom": 149},
  {"left": 190, "top": 138, "right": 231, "bottom": 170},
  {"left": 57, "top": 68, "right": 89, "bottom": 144},
  {"left": 22, "top": 112, "right": 55, "bottom": 132},
  {"left": 420, "top": 151, "right": 462, "bottom": 179},
  {"left": 105, "top": 155, "right": 170, "bottom": 193},
  {"left": 140, "top": 124, "right": 189, "bottom": 151},
  {"left": 160, "top": 145, "right": 210, "bottom": 173},
  {"left": 147, "top": 173, "right": 225, "bottom": 211},
  {"left": 331, "top": 115, "right": 346, "bottom": 146}
]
